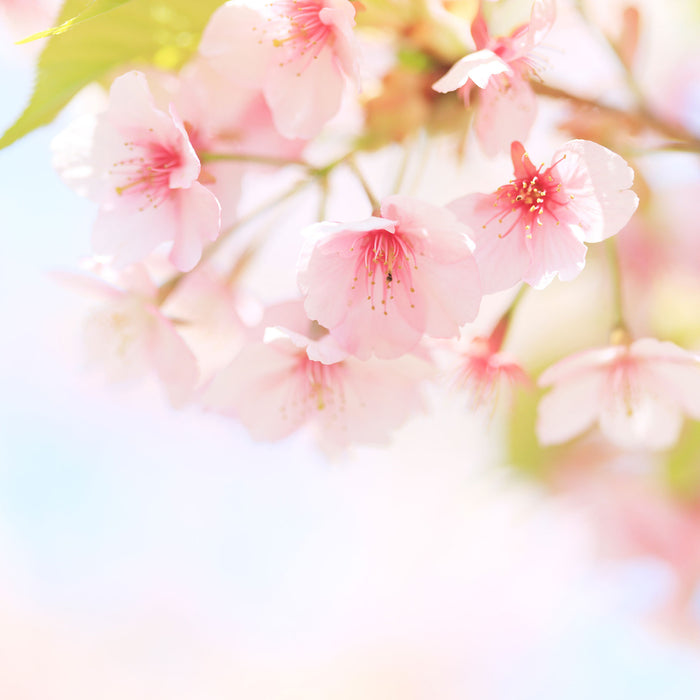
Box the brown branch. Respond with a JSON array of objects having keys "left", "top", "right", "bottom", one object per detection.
[{"left": 531, "top": 81, "right": 700, "bottom": 151}]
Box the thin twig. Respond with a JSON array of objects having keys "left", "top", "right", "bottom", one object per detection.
[
  {"left": 531, "top": 81, "right": 700, "bottom": 149},
  {"left": 345, "top": 156, "right": 381, "bottom": 212}
]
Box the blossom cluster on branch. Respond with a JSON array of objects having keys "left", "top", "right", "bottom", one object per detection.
[
  {"left": 4, "top": 0, "right": 700, "bottom": 637},
  {"left": 44, "top": 0, "right": 700, "bottom": 460}
]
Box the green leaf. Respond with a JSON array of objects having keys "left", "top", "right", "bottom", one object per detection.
[
  {"left": 0, "top": 0, "right": 226, "bottom": 151},
  {"left": 18, "top": 0, "right": 133, "bottom": 43},
  {"left": 506, "top": 386, "right": 566, "bottom": 481},
  {"left": 665, "top": 421, "right": 700, "bottom": 499}
]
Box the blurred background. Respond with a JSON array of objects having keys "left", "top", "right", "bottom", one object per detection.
[{"left": 3, "top": 1, "right": 700, "bottom": 698}]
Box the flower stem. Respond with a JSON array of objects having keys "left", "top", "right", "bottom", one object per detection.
[
  {"left": 198, "top": 152, "right": 308, "bottom": 168},
  {"left": 605, "top": 237, "right": 628, "bottom": 335},
  {"left": 493, "top": 284, "right": 529, "bottom": 350},
  {"left": 531, "top": 82, "right": 700, "bottom": 150},
  {"left": 345, "top": 156, "right": 382, "bottom": 212},
  {"left": 157, "top": 178, "right": 313, "bottom": 305}
]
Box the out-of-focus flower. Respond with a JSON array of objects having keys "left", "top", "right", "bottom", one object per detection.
[
  {"left": 557, "top": 461, "right": 700, "bottom": 643},
  {"left": 199, "top": 0, "right": 360, "bottom": 139},
  {"left": 537, "top": 337, "right": 700, "bottom": 451},
  {"left": 432, "top": 0, "right": 555, "bottom": 155},
  {"left": 451, "top": 315, "right": 530, "bottom": 409},
  {"left": 169, "top": 59, "right": 307, "bottom": 229},
  {"left": 298, "top": 195, "right": 482, "bottom": 360},
  {"left": 160, "top": 265, "right": 249, "bottom": 382},
  {"left": 52, "top": 71, "right": 221, "bottom": 272},
  {"left": 449, "top": 139, "right": 638, "bottom": 292},
  {"left": 56, "top": 262, "right": 199, "bottom": 406},
  {"left": 0, "top": 0, "right": 59, "bottom": 39},
  {"left": 201, "top": 301, "right": 430, "bottom": 446}
]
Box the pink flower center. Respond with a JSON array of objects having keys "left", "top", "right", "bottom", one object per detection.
[
  {"left": 350, "top": 229, "right": 418, "bottom": 315},
  {"left": 607, "top": 355, "right": 641, "bottom": 416},
  {"left": 284, "top": 354, "right": 345, "bottom": 415},
  {"left": 273, "top": 0, "right": 333, "bottom": 65},
  {"left": 111, "top": 140, "right": 182, "bottom": 211},
  {"left": 454, "top": 339, "right": 528, "bottom": 409},
  {"left": 483, "top": 152, "right": 570, "bottom": 239}
]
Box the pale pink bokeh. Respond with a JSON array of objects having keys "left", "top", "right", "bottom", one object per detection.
[
  {"left": 201, "top": 300, "right": 430, "bottom": 447},
  {"left": 537, "top": 337, "right": 700, "bottom": 450},
  {"left": 56, "top": 263, "right": 199, "bottom": 407}
]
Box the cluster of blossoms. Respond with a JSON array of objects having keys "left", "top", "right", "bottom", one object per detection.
[
  {"left": 3, "top": 0, "right": 695, "bottom": 635},
  {"left": 49, "top": 0, "right": 700, "bottom": 462}
]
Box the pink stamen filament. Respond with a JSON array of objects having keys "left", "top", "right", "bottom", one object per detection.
[
  {"left": 111, "top": 141, "right": 181, "bottom": 211},
  {"left": 273, "top": 1, "right": 332, "bottom": 66},
  {"left": 483, "top": 160, "right": 570, "bottom": 239},
  {"left": 284, "top": 354, "right": 345, "bottom": 414},
  {"left": 351, "top": 229, "right": 418, "bottom": 315}
]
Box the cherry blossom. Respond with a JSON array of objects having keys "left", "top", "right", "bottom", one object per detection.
[
  {"left": 199, "top": 0, "right": 360, "bottom": 139},
  {"left": 159, "top": 265, "right": 249, "bottom": 382},
  {"left": 448, "top": 140, "right": 638, "bottom": 293},
  {"left": 537, "top": 337, "right": 700, "bottom": 451},
  {"left": 432, "top": 0, "right": 555, "bottom": 155},
  {"left": 451, "top": 316, "right": 530, "bottom": 409},
  {"left": 167, "top": 59, "right": 306, "bottom": 230},
  {"left": 56, "top": 263, "right": 199, "bottom": 407},
  {"left": 297, "top": 195, "right": 482, "bottom": 360},
  {"left": 201, "top": 301, "right": 429, "bottom": 446},
  {"left": 52, "top": 71, "right": 221, "bottom": 272}
]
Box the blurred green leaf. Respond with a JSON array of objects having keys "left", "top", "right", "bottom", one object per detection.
[
  {"left": 0, "top": 0, "right": 226, "bottom": 151},
  {"left": 507, "top": 387, "right": 548, "bottom": 478},
  {"left": 397, "top": 46, "right": 433, "bottom": 72},
  {"left": 18, "top": 0, "right": 133, "bottom": 43},
  {"left": 506, "top": 385, "right": 568, "bottom": 481},
  {"left": 666, "top": 421, "right": 700, "bottom": 499}
]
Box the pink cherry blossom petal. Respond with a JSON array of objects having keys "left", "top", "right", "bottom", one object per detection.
[
  {"left": 474, "top": 76, "right": 537, "bottom": 156},
  {"left": 92, "top": 198, "right": 177, "bottom": 267},
  {"left": 538, "top": 345, "right": 623, "bottom": 386},
  {"left": 326, "top": 280, "right": 428, "bottom": 360},
  {"left": 410, "top": 256, "right": 482, "bottom": 337},
  {"left": 598, "top": 390, "right": 684, "bottom": 451},
  {"left": 634, "top": 341, "right": 700, "bottom": 418},
  {"left": 524, "top": 0, "right": 557, "bottom": 52},
  {"left": 149, "top": 311, "right": 200, "bottom": 408},
  {"left": 523, "top": 220, "right": 588, "bottom": 288},
  {"left": 264, "top": 47, "right": 345, "bottom": 139},
  {"left": 106, "top": 71, "right": 174, "bottom": 141},
  {"left": 448, "top": 193, "right": 532, "bottom": 294},
  {"left": 537, "top": 338, "right": 700, "bottom": 451},
  {"left": 203, "top": 341, "right": 308, "bottom": 440},
  {"left": 537, "top": 370, "right": 605, "bottom": 445},
  {"left": 552, "top": 139, "right": 639, "bottom": 243},
  {"left": 432, "top": 49, "right": 511, "bottom": 92},
  {"left": 76, "top": 266, "right": 199, "bottom": 405},
  {"left": 198, "top": 3, "right": 273, "bottom": 90},
  {"left": 169, "top": 182, "right": 222, "bottom": 272},
  {"left": 201, "top": 302, "right": 430, "bottom": 446},
  {"left": 313, "top": 354, "right": 429, "bottom": 448}
]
